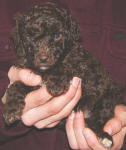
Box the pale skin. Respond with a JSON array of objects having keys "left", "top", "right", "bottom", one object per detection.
[{"left": 6, "top": 66, "right": 126, "bottom": 150}]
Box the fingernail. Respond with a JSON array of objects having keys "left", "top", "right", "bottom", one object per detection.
[
  {"left": 75, "top": 111, "right": 83, "bottom": 118},
  {"left": 105, "top": 127, "right": 112, "bottom": 135},
  {"left": 32, "top": 75, "right": 41, "bottom": 84},
  {"left": 69, "top": 111, "right": 75, "bottom": 119},
  {"left": 72, "top": 77, "right": 81, "bottom": 87}
]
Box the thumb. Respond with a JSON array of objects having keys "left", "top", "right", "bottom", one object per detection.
[
  {"left": 104, "top": 105, "right": 126, "bottom": 135},
  {"left": 114, "top": 105, "right": 126, "bottom": 127},
  {"left": 8, "top": 66, "right": 42, "bottom": 86}
]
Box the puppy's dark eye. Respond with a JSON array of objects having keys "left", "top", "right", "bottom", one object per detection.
[
  {"left": 53, "top": 34, "right": 62, "bottom": 41},
  {"left": 26, "top": 34, "right": 33, "bottom": 40},
  {"left": 54, "top": 34, "right": 60, "bottom": 38}
]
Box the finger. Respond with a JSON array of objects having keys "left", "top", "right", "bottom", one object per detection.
[
  {"left": 8, "top": 66, "right": 21, "bottom": 83},
  {"left": 34, "top": 116, "right": 61, "bottom": 129},
  {"left": 34, "top": 81, "right": 81, "bottom": 128},
  {"left": 8, "top": 66, "right": 42, "bottom": 86},
  {"left": 24, "top": 86, "right": 52, "bottom": 112},
  {"left": 22, "top": 77, "right": 81, "bottom": 126},
  {"left": 83, "top": 128, "right": 108, "bottom": 150},
  {"left": 104, "top": 118, "right": 122, "bottom": 136},
  {"left": 114, "top": 105, "right": 126, "bottom": 127},
  {"left": 66, "top": 111, "right": 79, "bottom": 149},
  {"left": 112, "top": 127, "right": 126, "bottom": 150},
  {"left": 73, "top": 111, "right": 91, "bottom": 150},
  {"left": 104, "top": 105, "right": 126, "bottom": 136},
  {"left": 46, "top": 121, "right": 60, "bottom": 128}
]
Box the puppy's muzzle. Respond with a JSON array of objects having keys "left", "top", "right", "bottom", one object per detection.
[
  {"left": 34, "top": 49, "right": 55, "bottom": 71},
  {"left": 34, "top": 52, "right": 49, "bottom": 69}
]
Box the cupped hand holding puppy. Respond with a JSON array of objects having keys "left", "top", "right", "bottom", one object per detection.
[
  {"left": 66, "top": 105, "right": 126, "bottom": 150},
  {"left": 6, "top": 66, "right": 126, "bottom": 150},
  {"left": 7, "top": 66, "right": 82, "bottom": 128}
]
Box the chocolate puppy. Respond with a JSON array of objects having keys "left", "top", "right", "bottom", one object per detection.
[{"left": 3, "top": 2, "right": 125, "bottom": 148}]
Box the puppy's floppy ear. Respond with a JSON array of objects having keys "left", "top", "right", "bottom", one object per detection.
[
  {"left": 46, "top": 2, "right": 81, "bottom": 42},
  {"left": 65, "top": 10, "right": 81, "bottom": 42},
  {"left": 12, "top": 21, "right": 28, "bottom": 67},
  {"left": 12, "top": 13, "right": 26, "bottom": 57}
]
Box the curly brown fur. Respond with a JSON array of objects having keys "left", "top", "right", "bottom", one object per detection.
[{"left": 3, "top": 2, "right": 126, "bottom": 148}]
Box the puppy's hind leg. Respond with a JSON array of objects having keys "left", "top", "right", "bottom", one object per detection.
[{"left": 85, "top": 97, "right": 115, "bottom": 148}]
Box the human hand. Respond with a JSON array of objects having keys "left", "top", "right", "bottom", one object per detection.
[
  {"left": 6, "top": 66, "right": 82, "bottom": 129},
  {"left": 66, "top": 105, "right": 126, "bottom": 150}
]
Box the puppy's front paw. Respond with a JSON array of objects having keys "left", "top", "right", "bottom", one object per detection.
[
  {"left": 3, "top": 109, "right": 22, "bottom": 126},
  {"left": 48, "top": 81, "right": 70, "bottom": 96},
  {"left": 44, "top": 78, "right": 70, "bottom": 96}
]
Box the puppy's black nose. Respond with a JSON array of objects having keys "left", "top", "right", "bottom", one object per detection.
[{"left": 39, "top": 56, "right": 48, "bottom": 62}]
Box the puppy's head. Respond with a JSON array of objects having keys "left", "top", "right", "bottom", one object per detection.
[{"left": 14, "top": 2, "right": 81, "bottom": 72}]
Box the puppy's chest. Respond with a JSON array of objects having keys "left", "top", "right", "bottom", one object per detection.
[
  {"left": 62, "top": 50, "right": 89, "bottom": 76},
  {"left": 40, "top": 49, "right": 90, "bottom": 83}
]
